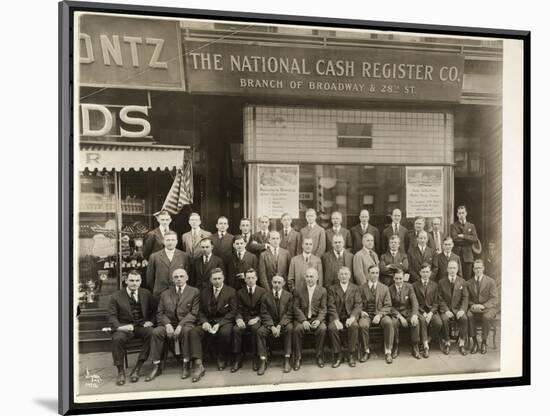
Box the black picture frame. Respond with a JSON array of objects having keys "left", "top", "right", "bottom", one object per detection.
[{"left": 59, "top": 1, "right": 530, "bottom": 414}]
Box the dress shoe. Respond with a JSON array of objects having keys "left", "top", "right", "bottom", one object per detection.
[
  {"left": 217, "top": 357, "right": 226, "bottom": 371},
  {"left": 129, "top": 365, "right": 142, "bottom": 383},
  {"left": 316, "top": 356, "right": 325, "bottom": 368},
  {"left": 443, "top": 343, "right": 450, "bottom": 355},
  {"left": 293, "top": 357, "right": 301, "bottom": 371},
  {"left": 191, "top": 364, "right": 205, "bottom": 383},
  {"left": 391, "top": 345, "right": 400, "bottom": 359},
  {"left": 116, "top": 371, "right": 126, "bottom": 386},
  {"left": 230, "top": 355, "right": 242, "bottom": 373},
  {"left": 332, "top": 353, "right": 343, "bottom": 368},
  {"left": 252, "top": 358, "right": 259, "bottom": 372},
  {"left": 257, "top": 359, "right": 267, "bottom": 376},
  {"left": 422, "top": 348, "right": 430, "bottom": 359},
  {"left": 145, "top": 364, "right": 162, "bottom": 382},
  {"left": 470, "top": 341, "right": 479, "bottom": 354},
  {"left": 412, "top": 345, "right": 421, "bottom": 360},
  {"left": 459, "top": 345, "right": 467, "bottom": 356},
  {"left": 359, "top": 351, "right": 369, "bottom": 363},
  {"left": 283, "top": 357, "right": 292, "bottom": 373},
  {"left": 480, "top": 342, "right": 488, "bottom": 355},
  {"left": 348, "top": 353, "right": 356, "bottom": 367},
  {"left": 385, "top": 353, "right": 393, "bottom": 364},
  {"left": 181, "top": 362, "right": 191, "bottom": 379}
]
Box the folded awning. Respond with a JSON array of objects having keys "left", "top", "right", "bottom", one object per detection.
[{"left": 79, "top": 142, "right": 189, "bottom": 172}]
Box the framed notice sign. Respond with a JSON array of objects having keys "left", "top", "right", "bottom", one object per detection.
[{"left": 59, "top": 1, "right": 530, "bottom": 414}]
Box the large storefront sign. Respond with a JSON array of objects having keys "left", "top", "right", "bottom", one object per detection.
[
  {"left": 406, "top": 167, "right": 444, "bottom": 218},
  {"left": 78, "top": 14, "right": 185, "bottom": 90},
  {"left": 257, "top": 164, "right": 300, "bottom": 219},
  {"left": 184, "top": 41, "right": 464, "bottom": 101}
]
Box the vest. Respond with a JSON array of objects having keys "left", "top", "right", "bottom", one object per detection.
[{"left": 128, "top": 294, "right": 144, "bottom": 326}]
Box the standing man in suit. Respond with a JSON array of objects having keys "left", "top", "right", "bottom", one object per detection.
[
  {"left": 108, "top": 270, "right": 155, "bottom": 386},
  {"left": 300, "top": 208, "right": 326, "bottom": 257},
  {"left": 438, "top": 260, "right": 469, "bottom": 355},
  {"left": 280, "top": 213, "right": 301, "bottom": 258},
  {"left": 466, "top": 259, "right": 498, "bottom": 354},
  {"left": 288, "top": 237, "right": 323, "bottom": 291},
  {"left": 353, "top": 233, "right": 380, "bottom": 286},
  {"left": 326, "top": 211, "right": 352, "bottom": 252},
  {"left": 258, "top": 231, "right": 291, "bottom": 290},
  {"left": 231, "top": 268, "right": 266, "bottom": 373},
  {"left": 358, "top": 265, "right": 394, "bottom": 364},
  {"left": 257, "top": 275, "right": 294, "bottom": 375},
  {"left": 293, "top": 268, "right": 327, "bottom": 369},
  {"left": 189, "top": 268, "right": 237, "bottom": 382},
  {"left": 211, "top": 216, "right": 234, "bottom": 266},
  {"left": 350, "top": 209, "right": 380, "bottom": 254},
  {"left": 389, "top": 269, "right": 421, "bottom": 360},
  {"left": 227, "top": 235, "right": 258, "bottom": 290},
  {"left": 181, "top": 212, "right": 211, "bottom": 259},
  {"left": 145, "top": 269, "right": 200, "bottom": 381},
  {"left": 143, "top": 210, "right": 172, "bottom": 260},
  {"left": 450, "top": 205, "right": 479, "bottom": 281},
  {"left": 239, "top": 218, "right": 253, "bottom": 246},
  {"left": 433, "top": 237, "right": 463, "bottom": 282},
  {"left": 191, "top": 238, "right": 225, "bottom": 291},
  {"left": 412, "top": 263, "right": 442, "bottom": 358},
  {"left": 322, "top": 234, "right": 354, "bottom": 288},
  {"left": 405, "top": 216, "right": 435, "bottom": 253},
  {"left": 381, "top": 208, "right": 408, "bottom": 254},
  {"left": 430, "top": 217, "right": 444, "bottom": 255},
  {"left": 146, "top": 231, "right": 191, "bottom": 299},
  {"left": 379, "top": 235, "right": 409, "bottom": 286},
  {"left": 247, "top": 215, "right": 271, "bottom": 256},
  {"left": 327, "top": 266, "right": 362, "bottom": 368},
  {"left": 407, "top": 231, "right": 435, "bottom": 284}
]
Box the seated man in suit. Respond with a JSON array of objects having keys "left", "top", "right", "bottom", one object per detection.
[
  {"left": 381, "top": 208, "right": 408, "bottom": 254},
  {"left": 258, "top": 231, "right": 291, "bottom": 290},
  {"left": 227, "top": 235, "right": 258, "bottom": 290},
  {"left": 326, "top": 211, "right": 352, "bottom": 252},
  {"left": 353, "top": 233, "right": 379, "bottom": 286},
  {"left": 350, "top": 209, "right": 380, "bottom": 254},
  {"left": 231, "top": 268, "right": 266, "bottom": 373},
  {"left": 143, "top": 210, "right": 172, "bottom": 260},
  {"left": 189, "top": 268, "right": 237, "bottom": 382},
  {"left": 257, "top": 275, "right": 294, "bottom": 375},
  {"left": 405, "top": 216, "right": 435, "bottom": 253},
  {"left": 322, "top": 234, "right": 354, "bottom": 288},
  {"left": 358, "top": 265, "right": 394, "bottom": 364},
  {"left": 211, "top": 216, "right": 235, "bottom": 267},
  {"left": 379, "top": 235, "right": 409, "bottom": 286},
  {"left": 412, "top": 263, "right": 442, "bottom": 358},
  {"left": 433, "top": 237, "right": 462, "bottom": 282},
  {"left": 191, "top": 238, "right": 225, "bottom": 291},
  {"left": 146, "top": 231, "right": 191, "bottom": 299},
  {"left": 438, "top": 260, "right": 469, "bottom": 355},
  {"left": 247, "top": 215, "right": 271, "bottom": 256},
  {"left": 280, "top": 212, "right": 301, "bottom": 258},
  {"left": 181, "top": 212, "right": 211, "bottom": 259},
  {"left": 145, "top": 268, "right": 200, "bottom": 381},
  {"left": 466, "top": 259, "right": 498, "bottom": 355},
  {"left": 327, "top": 266, "right": 362, "bottom": 368},
  {"left": 293, "top": 267, "right": 328, "bottom": 369},
  {"left": 407, "top": 230, "right": 435, "bottom": 284},
  {"left": 389, "top": 268, "right": 421, "bottom": 360},
  {"left": 108, "top": 270, "right": 155, "bottom": 386},
  {"left": 288, "top": 237, "right": 323, "bottom": 291},
  {"left": 300, "top": 208, "right": 326, "bottom": 257}
]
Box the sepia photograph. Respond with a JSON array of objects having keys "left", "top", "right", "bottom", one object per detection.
[{"left": 59, "top": 1, "right": 528, "bottom": 414}]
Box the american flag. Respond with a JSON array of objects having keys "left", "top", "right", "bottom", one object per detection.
[{"left": 161, "top": 160, "right": 193, "bottom": 215}]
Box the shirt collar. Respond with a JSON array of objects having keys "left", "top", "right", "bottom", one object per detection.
[
  {"left": 390, "top": 250, "right": 398, "bottom": 256},
  {"left": 214, "top": 284, "right": 223, "bottom": 292},
  {"left": 248, "top": 285, "right": 256, "bottom": 293},
  {"left": 334, "top": 249, "right": 343, "bottom": 257},
  {"left": 126, "top": 287, "right": 137, "bottom": 296},
  {"left": 165, "top": 247, "right": 175, "bottom": 254},
  {"left": 333, "top": 226, "right": 340, "bottom": 232},
  {"left": 421, "top": 278, "right": 430, "bottom": 285},
  {"left": 307, "top": 284, "right": 316, "bottom": 293},
  {"left": 368, "top": 281, "right": 377, "bottom": 289},
  {"left": 475, "top": 275, "right": 483, "bottom": 282},
  {"left": 340, "top": 282, "right": 349, "bottom": 291},
  {"left": 176, "top": 284, "right": 187, "bottom": 292}
]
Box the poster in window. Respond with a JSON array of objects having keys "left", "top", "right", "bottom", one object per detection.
[
  {"left": 257, "top": 164, "right": 299, "bottom": 219},
  {"left": 406, "top": 166, "right": 444, "bottom": 218}
]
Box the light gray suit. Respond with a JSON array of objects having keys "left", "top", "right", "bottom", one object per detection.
[
  {"left": 288, "top": 253, "right": 323, "bottom": 290},
  {"left": 353, "top": 248, "right": 380, "bottom": 286},
  {"left": 181, "top": 228, "right": 211, "bottom": 258}
]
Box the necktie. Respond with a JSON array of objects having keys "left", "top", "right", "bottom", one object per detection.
[
  {"left": 475, "top": 278, "right": 480, "bottom": 293},
  {"left": 220, "top": 232, "right": 224, "bottom": 239},
  {"left": 249, "top": 287, "right": 253, "bottom": 298},
  {"left": 305, "top": 255, "right": 310, "bottom": 263},
  {"left": 274, "top": 248, "right": 278, "bottom": 258},
  {"left": 370, "top": 284, "right": 375, "bottom": 296},
  {"left": 244, "top": 234, "right": 248, "bottom": 243},
  {"left": 178, "top": 287, "right": 183, "bottom": 297},
  {"left": 204, "top": 256, "right": 208, "bottom": 264},
  {"left": 307, "top": 289, "right": 312, "bottom": 319},
  {"left": 214, "top": 287, "right": 220, "bottom": 299},
  {"left": 369, "top": 250, "right": 376, "bottom": 263},
  {"left": 397, "top": 287, "right": 401, "bottom": 300},
  {"left": 284, "top": 229, "right": 288, "bottom": 237},
  {"left": 394, "top": 225, "right": 398, "bottom": 235},
  {"left": 239, "top": 252, "right": 244, "bottom": 261},
  {"left": 130, "top": 289, "right": 137, "bottom": 302}
]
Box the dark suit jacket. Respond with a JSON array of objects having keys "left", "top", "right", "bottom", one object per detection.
[
  {"left": 389, "top": 282, "right": 419, "bottom": 318},
  {"left": 359, "top": 282, "right": 392, "bottom": 316},
  {"left": 300, "top": 224, "right": 327, "bottom": 257},
  {"left": 293, "top": 285, "right": 327, "bottom": 323},
  {"left": 211, "top": 232, "right": 235, "bottom": 263},
  {"left": 108, "top": 287, "right": 155, "bottom": 329},
  {"left": 321, "top": 250, "right": 355, "bottom": 288},
  {"left": 405, "top": 230, "right": 435, "bottom": 253},
  {"left": 146, "top": 249, "right": 191, "bottom": 297},
  {"left": 327, "top": 283, "right": 362, "bottom": 322},
  {"left": 450, "top": 221, "right": 478, "bottom": 263},
  {"left": 143, "top": 228, "right": 168, "bottom": 260},
  {"left": 226, "top": 251, "right": 258, "bottom": 290},
  {"left": 156, "top": 285, "right": 200, "bottom": 327},
  {"left": 326, "top": 227, "right": 352, "bottom": 252},
  {"left": 236, "top": 285, "right": 267, "bottom": 322},
  {"left": 198, "top": 284, "right": 237, "bottom": 326},
  {"left": 258, "top": 247, "right": 291, "bottom": 290},
  {"left": 350, "top": 223, "right": 381, "bottom": 255},
  {"left": 438, "top": 276, "right": 469, "bottom": 315},
  {"left": 260, "top": 290, "right": 293, "bottom": 327},
  {"left": 280, "top": 228, "right": 301, "bottom": 258},
  {"left": 381, "top": 224, "right": 408, "bottom": 253},
  {"left": 247, "top": 231, "right": 270, "bottom": 256},
  {"left": 407, "top": 245, "right": 436, "bottom": 283},
  {"left": 465, "top": 275, "right": 498, "bottom": 312},
  {"left": 433, "top": 252, "right": 463, "bottom": 281},
  {"left": 379, "top": 251, "right": 409, "bottom": 281},
  {"left": 412, "top": 280, "right": 439, "bottom": 314},
  {"left": 191, "top": 254, "right": 225, "bottom": 291}
]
